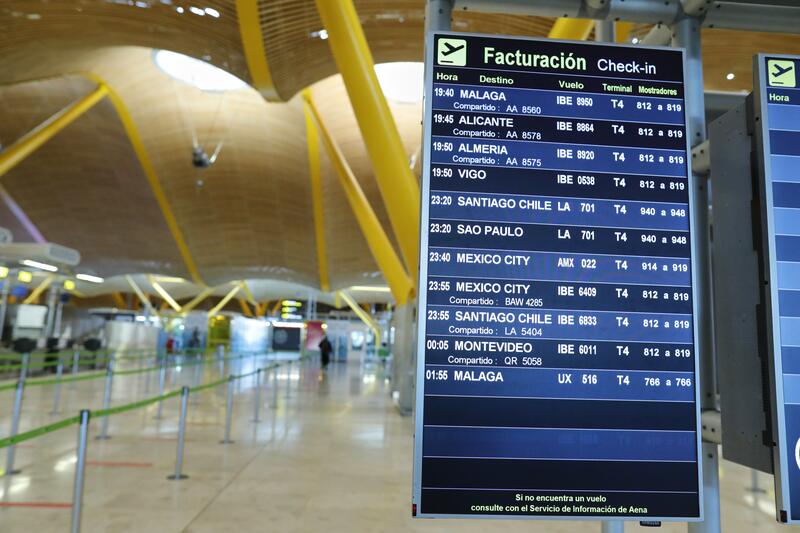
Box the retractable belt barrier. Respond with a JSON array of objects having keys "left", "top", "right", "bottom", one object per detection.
[
  {"left": 0, "top": 352, "right": 312, "bottom": 533},
  {"left": 0, "top": 351, "right": 265, "bottom": 393},
  {"left": 0, "top": 355, "right": 304, "bottom": 450}
]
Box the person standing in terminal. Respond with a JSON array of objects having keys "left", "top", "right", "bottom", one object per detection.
[{"left": 318, "top": 334, "right": 333, "bottom": 369}]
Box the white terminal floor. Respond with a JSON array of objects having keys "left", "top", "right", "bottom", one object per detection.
[{"left": 0, "top": 352, "right": 789, "bottom": 532}]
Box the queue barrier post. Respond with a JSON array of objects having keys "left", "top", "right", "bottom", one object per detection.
[
  {"left": 4, "top": 376, "right": 26, "bottom": 476},
  {"left": 71, "top": 348, "right": 80, "bottom": 384},
  {"left": 70, "top": 410, "right": 90, "bottom": 533},
  {"left": 18, "top": 352, "right": 30, "bottom": 382},
  {"left": 285, "top": 361, "right": 292, "bottom": 400},
  {"left": 144, "top": 355, "right": 151, "bottom": 394},
  {"left": 168, "top": 387, "right": 190, "bottom": 480},
  {"left": 271, "top": 365, "right": 278, "bottom": 409},
  {"left": 51, "top": 355, "right": 64, "bottom": 415},
  {"left": 96, "top": 358, "right": 114, "bottom": 440},
  {"left": 252, "top": 368, "right": 262, "bottom": 423},
  {"left": 220, "top": 375, "right": 235, "bottom": 444},
  {"left": 192, "top": 360, "right": 202, "bottom": 406},
  {"left": 155, "top": 360, "right": 167, "bottom": 420}
]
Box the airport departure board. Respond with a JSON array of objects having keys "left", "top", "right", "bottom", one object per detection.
[
  {"left": 412, "top": 33, "right": 703, "bottom": 521},
  {"left": 754, "top": 54, "right": 800, "bottom": 524}
]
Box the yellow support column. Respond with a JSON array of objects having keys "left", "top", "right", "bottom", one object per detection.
[
  {"left": 314, "top": 0, "right": 420, "bottom": 274},
  {"left": 0, "top": 84, "right": 108, "bottom": 178},
  {"left": 235, "top": 0, "right": 280, "bottom": 101},
  {"left": 615, "top": 22, "right": 633, "bottom": 43},
  {"left": 338, "top": 290, "right": 381, "bottom": 347},
  {"left": 303, "top": 93, "right": 414, "bottom": 306},
  {"left": 548, "top": 18, "right": 595, "bottom": 40},
  {"left": 207, "top": 284, "right": 241, "bottom": 317},
  {"left": 23, "top": 274, "right": 56, "bottom": 305},
  {"left": 125, "top": 275, "right": 158, "bottom": 317},
  {"left": 148, "top": 275, "right": 182, "bottom": 312},
  {"left": 111, "top": 292, "right": 127, "bottom": 309},
  {"left": 181, "top": 287, "right": 214, "bottom": 314},
  {"left": 238, "top": 298, "right": 254, "bottom": 317},
  {"left": 83, "top": 74, "right": 205, "bottom": 287},
  {"left": 303, "top": 90, "right": 330, "bottom": 292},
  {"left": 239, "top": 281, "right": 258, "bottom": 307}
]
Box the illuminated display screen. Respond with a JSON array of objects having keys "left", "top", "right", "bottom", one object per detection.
[
  {"left": 755, "top": 54, "right": 800, "bottom": 524},
  {"left": 412, "top": 33, "right": 702, "bottom": 521}
]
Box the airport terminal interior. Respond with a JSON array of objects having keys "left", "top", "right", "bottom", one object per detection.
[{"left": 4, "top": 1, "right": 800, "bottom": 532}]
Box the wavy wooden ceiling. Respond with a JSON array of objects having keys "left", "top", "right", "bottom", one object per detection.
[{"left": 1, "top": 1, "right": 800, "bottom": 296}]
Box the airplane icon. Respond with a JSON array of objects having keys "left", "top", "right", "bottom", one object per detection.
[
  {"left": 441, "top": 42, "right": 464, "bottom": 57},
  {"left": 437, "top": 38, "right": 467, "bottom": 66},
  {"left": 768, "top": 59, "right": 796, "bottom": 87},
  {"left": 773, "top": 64, "right": 793, "bottom": 78}
]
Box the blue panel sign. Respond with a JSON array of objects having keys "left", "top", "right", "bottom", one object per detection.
[
  {"left": 412, "top": 33, "right": 703, "bottom": 521},
  {"left": 755, "top": 54, "right": 800, "bottom": 524}
]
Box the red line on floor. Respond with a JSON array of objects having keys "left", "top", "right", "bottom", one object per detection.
[
  {"left": 0, "top": 502, "right": 72, "bottom": 509},
  {"left": 87, "top": 460, "right": 153, "bottom": 468}
]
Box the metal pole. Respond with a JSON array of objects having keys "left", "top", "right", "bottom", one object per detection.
[
  {"left": 595, "top": 20, "right": 615, "bottom": 42},
  {"left": 0, "top": 274, "right": 10, "bottom": 345},
  {"left": 155, "top": 359, "right": 167, "bottom": 420},
  {"left": 168, "top": 386, "right": 190, "bottom": 480},
  {"left": 285, "top": 361, "right": 292, "bottom": 399},
  {"left": 271, "top": 365, "right": 278, "bottom": 409},
  {"left": 51, "top": 355, "right": 64, "bottom": 415},
  {"left": 192, "top": 358, "right": 202, "bottom": 406},
  {"left": 602, "top": 522, "right": 624, "bottom": 533},
  {"left": 672, "top": 15, "right": 721, "bottom": 533},
  {"left": 4, "top": 377, "right": 25, "bottom": 476},
  {"left": 747, "top": 468, "right": 766, "bottom": 494},
  {"left": 19, "top": 352, "right": 29, "bottom": 382},
  {"left": 72, "top": 348, "right": 80, "bottom": 377},
  {"left": 426, "top": 0, "right": 454, "bottom": 33},
  {"left": 96, "top": 360, "right": 114, "bottom": 440},
  {"left": 53, "top": 295, "right": 64, "bottom": 338},
  {"left": 70, "top": 410, "right": 90, "bottom": 533},
  {"left": 44, "top": 286, "right": 59, "bottom": 338},
  {"left": 220, "top": 376, "right": 235, "bottom": 444},
  {"left": 252, "top": 368, "right": 262, "bottom": 423}
]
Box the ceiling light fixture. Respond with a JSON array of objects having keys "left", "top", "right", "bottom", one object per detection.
[
  {"left": 374, "top": 62, "right": 424, "bottom": 104},
  {"left": 176, "top": 6, "right": 184, "bottom": 13},
  {"left": 21, "top": 259, "right": 57, "bottom": 272},
  {"left": 188, "top": 6, "right": 204, "bottom": 15},
  {"left": 154, "top": 49, "right": 246, "bottom": 92},
  {"left": 349, "top": 285, "right": 392, "bottom": 292},
  {"left": 204, "top": 7, "right": 220, "bottom": 17},
  {"left": 726, "top": 72, "right": 735, "bottom": 80},
  {"left": 153, "top": 275, "right": 185, "bottom": 283},
  {"left": 76, "top": 273, "right": 104, "bottom": 283},
  {"left": 631, "top": 37, "right": 640, "bottom": 44}
]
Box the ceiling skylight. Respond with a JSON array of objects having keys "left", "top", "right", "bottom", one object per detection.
[{"left": 154, "top": 50, "right": 246, "bottom": 92}]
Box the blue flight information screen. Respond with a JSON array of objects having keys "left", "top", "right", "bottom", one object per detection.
[
  {"left": 755, "top": 54, "right": 800, "bottom": 524},
  {"left": 412, "top": 33, "right": 703, "bottom": 521}
]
